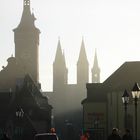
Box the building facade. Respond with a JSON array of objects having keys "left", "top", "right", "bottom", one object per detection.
[
  {"left": 0, "top": 0, "right": 52, "bottom": 139},
  {"left": 82, "top": 61, "right": 140, "bottom": 140}
]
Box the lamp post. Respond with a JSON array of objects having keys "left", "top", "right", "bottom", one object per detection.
[
  {"left": 131, "top": 82, "right": 140, "bottom": 140},
  {"left": 122, "top": 89, "right": 129, "bottom": 129}
]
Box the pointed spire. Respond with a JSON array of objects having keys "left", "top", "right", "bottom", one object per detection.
[
  {"left": 77, "top": 38, "right": 88, "bottom": 64},
  {"left": 62, "top": 49, "right": 67, "bottom": 67},
  {"left": 53, "top": 39, "right": 68, "bottom": 89},
  {"left": 77, "top": 38, "right": 89, "bottom": 85},
  {"left": 92, "top": 48, "right": 100, "bottom": 83},
  {"left": 93, "top": 48, "right": 99, "bottom": 68},
  {"left": 54, "top": 38, "right": 67, "bottom": 67},
  {"left": 54, "top": 38, "right": 63, "bottom": 62}
]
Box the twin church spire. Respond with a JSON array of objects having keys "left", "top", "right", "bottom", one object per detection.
[{"left": 53, "top": 38, "right": 100, "bottom": 87}]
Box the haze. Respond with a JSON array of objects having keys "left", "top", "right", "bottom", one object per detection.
[{"left": 0, "top": 0, "right": 140, "bottom": 91}]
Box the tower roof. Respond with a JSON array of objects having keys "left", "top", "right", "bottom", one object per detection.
[
  {"left": 77, "top": 38, "right": 88, "bottom": 64},
  {"left": 92, "top": 49, "right": 100, "bottom": 71},
  {"left": 54, "top": 39, "right": 66, "bottom": 66},
  {"left": 13, "top": 0, "right": 39, "bottom": 31}
]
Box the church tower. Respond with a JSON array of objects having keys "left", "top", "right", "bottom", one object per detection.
[
  {"left": 53, "top": 39, "right": 68, "bottom": 91},
  {"left": 77, "top": 39, "right": 89, "bottom": 86},
  {"left": 13, "top": 0, "right": 40, "bottom": 84},
  {"left": 91, "top": 49, "right": 100, "bottom": 83},
  {"left": 52, "top": 39, "right": 68, "bottom": 115}
]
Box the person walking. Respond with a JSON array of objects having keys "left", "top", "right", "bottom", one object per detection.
[
  {"left": 122, "top": 129, "right": 133, "bottom": 140},
  {"left": 107, "top": 128, "right": 122, "bottom": 140}
]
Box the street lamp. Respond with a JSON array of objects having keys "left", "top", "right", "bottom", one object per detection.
[
  {"left": 131, "top": 82, "right": 140, "bottom": 140},
  {"left": 122, "top": 89, "right": 129, "bottom": 129}
]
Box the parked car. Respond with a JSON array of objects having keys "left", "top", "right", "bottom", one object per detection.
[{"left": 34, "top": 133, "right": 59, "bottom": 140}]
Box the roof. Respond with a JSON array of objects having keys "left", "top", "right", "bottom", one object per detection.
[
  {"left": 82, "top": 83, "right": 106, "bottom": 104},
  {"left": 103, "top": 61, "right": 140, "bottom": 91},
  {"left": 83, "top": 61, "right": 140, "bottom": 103},
  {"left": 18, "top": 74, "right": 52, "bottom": 110}
]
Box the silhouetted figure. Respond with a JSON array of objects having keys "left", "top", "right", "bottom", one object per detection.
[
  {"left": 122, "top": 129, "right": 133, "bottom": 140},
  {"left": 1, "top": 133, "right": 10, "bottom": 140},
  {"left": 107, "top": 128, "right": 122, "bottom": 140}
]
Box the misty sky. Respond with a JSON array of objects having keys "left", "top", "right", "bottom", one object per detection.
[{"left": 1, "top": 0, "right": 140, "bottom": 91}]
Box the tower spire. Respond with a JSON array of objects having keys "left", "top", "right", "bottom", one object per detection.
[
  {"left": 53, "top": 38, "right": 68, "bottom": 90},
  {"left": 94, "top": 49, "right": 98, "bottom": 67},
  {"left": 54, "top": 39, "right": 63, "bottom": 62},
  {"left": 92, "top": 49, "right": 100, "bottom": 83},
  {"left": 77, "top": 38, "right": 89, "bottom": 85},
  {"left": 77, "top": 38, "right": 88, "bottom": 63}
]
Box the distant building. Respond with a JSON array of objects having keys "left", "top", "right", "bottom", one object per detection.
[
  {"left": 82, "top": 61, "right": 140, "bottom": 140},
  {"left": 47, "top": 38, "right": 100, "bottom": 138},
  {"left": 0, "top": 0, "right": 52, "bottom": 138},
  {"left": 49, "top": 38, "right": 100, "bottom": 114}
]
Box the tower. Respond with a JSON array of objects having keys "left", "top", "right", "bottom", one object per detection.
[
  {"left": 92, "top": 49, "right": 100, "bottom": 83},
  {"left": 77, "top": 39, "right": 89, "bottom": 86},
  {"left": 52, "top": 39, "right": 68, "bottom": 116},
  {"left": 53, "top": 39, "right": 68, "bottom": 91},
  {"left": 13, "top": 0, "right": 40, "bottom": 84}
]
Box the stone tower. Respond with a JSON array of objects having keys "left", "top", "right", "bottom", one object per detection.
[
  {"left": 52, "top": 39, "right": 68, "bottom": 115},
  {"left": 91, "top": 49, "right": 100, "bottom": 83},
  {"left": 13, "top": 0, "right": 40, "bottom": 84}
]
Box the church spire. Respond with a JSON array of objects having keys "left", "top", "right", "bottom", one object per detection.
[
  {"left": 77, "top": 38, "right": 89, "bottom": 85},
  {"left": 77, "top": 38, "right": 88, "bottom": 64},
  {"left": 54, "top": 39, "right": 63, "bottom": 63},
  {"left": 53, "top": 38, "right": 68, "bottom": 90},
  {"left": 92, "top": 49, "right": 100, "bottom": 83}
]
